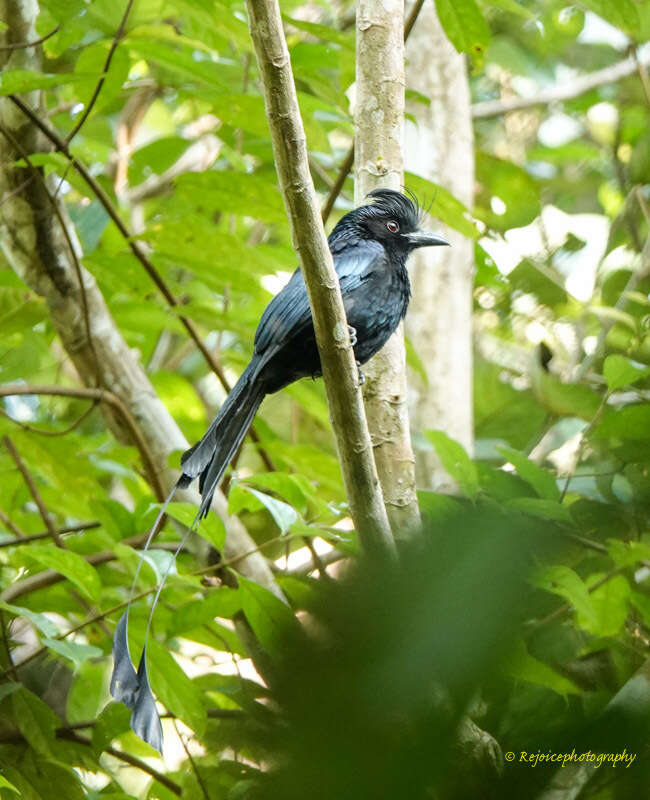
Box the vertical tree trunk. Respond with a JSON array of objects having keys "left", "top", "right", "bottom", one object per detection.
[
  {"left": 404, "top": 3, "right": 475, "bottom": 491},
  {"left": 354, "top": 0, "right": 420, "bottom": 534}
]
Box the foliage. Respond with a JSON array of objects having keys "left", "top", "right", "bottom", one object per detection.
[{"left": 1, "top": 0, "right": 650, "bottom": 797}]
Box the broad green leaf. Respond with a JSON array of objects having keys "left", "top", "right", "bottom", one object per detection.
[
  {"left": 426, "top": 431, "right": 479, "bottom": 498},
  {"left": 166, "top": 502, "right": 226, "bottom": 550},
  {"left": 66, "top": 661, "right": 108, "bottom": 722},
  {"left": 0, "top": 70, "right": 92, "bottom": 95},
  {"left": 91, "top": 702, "right": 131, "bottom": 756},
  {"left": 498, "top": 446, "right": 560, "bottom": 501},
  {"left": 506, "top": 497, "right": 571, "bottom": 522},
  {"left": 146, "top": 639, "right": 207, "bottom": 736},
  {"left": 505, "top": 639, "right": 579, "bottom": 695},
  {"left": 26, "top": 545, "right": 101, "bottom": 601},
  {"left": 578, "top": 0, "right": 639, "bottom": 33},
  {"left": 11, "top": 688, "right": 59, "bottom": 757},
  {"left": 532, "top": 566, "right": 597, "bottom": 623},
  {"left": 0, "top": 775, "right": 19, "bottom": 793},
  {"left": 230, "top": 486, "right": 298, "bottom": 534},
  {"left": 434, "top": 0, "right": 490, "bottom": 55},
  {"left": 42, "top": 638, "right": 103, "bottom": 668},
  {"left": 0, "top": 601, "right": 60, "bottom": 638},
  {"left": 595, "top": 405, "right": 650, "bottom": 441},
  {"left": 170, "top": 588, "right": 241, "bottom": 634},
  {"left": 239, "top": 576, "right": 300, "bottom": 656},
  {"left": 576, "top": 574, "right": 629, "bottom": 636},
  {"left": 405, "top": 172, "right": 480, "bottom": 239},
  {"left": 603, "top": 354, "right": 650, "bottom": 391}
]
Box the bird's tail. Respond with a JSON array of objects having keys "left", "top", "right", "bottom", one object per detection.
[{"left": 179, "top": 360, "right": 265, "bottom": 517}]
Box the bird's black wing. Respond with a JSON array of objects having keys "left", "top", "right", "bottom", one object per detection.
[{"left": 253, "top": 239, "right": 385, "bottom": 357}]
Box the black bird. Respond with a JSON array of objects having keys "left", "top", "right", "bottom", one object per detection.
[
  {"left": 110, "top": 188, "right": 449, "bottom": 752},
  {"left": 179, "top": 188, "right": 448, "bottom": 517}
]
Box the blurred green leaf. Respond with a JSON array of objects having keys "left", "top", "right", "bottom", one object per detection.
[
  {"left": 11, "top": 688, "right": 59, "bottom": 757},
  {"left": 498, "top": 446, "right": 560, "bottom": 501},
  {"left": 426, "top": 430, "right": 479, "bottom": 498},
  {"left": 146, "top": 639, "right": 207, "bottom": 736},
  {"left": 603, "top": 354, "right": 650, "bottom": 391},
  {"left": 434, "top": 0, "right": 490, "bottom": 56},
  {"left": 239, "top": 576, "right": 300, "bottom": 656},
  {"left": 25, "top": 545, "right": 101, "bottom": 602}
]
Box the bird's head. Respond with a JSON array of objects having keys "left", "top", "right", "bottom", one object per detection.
[{"left": 332, "top": 188, "right": 449, "bottom": 253}]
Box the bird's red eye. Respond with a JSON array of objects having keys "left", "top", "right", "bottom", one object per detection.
[{"left": 386, "top": 220, "right": 399, "bottom": 233}]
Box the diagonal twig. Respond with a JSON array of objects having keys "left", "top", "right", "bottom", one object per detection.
[
  {"left": 0, "top": 24, "right": 60, "bottom": 51},
  {"left": 2, "top": 435, "right": 64, "bottom": 547},
  {"left": 66, "top": 0, "right": 135, "bottom": 142}
]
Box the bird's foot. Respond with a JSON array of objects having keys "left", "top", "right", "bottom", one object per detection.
[
  {"left": 356, "top": 360, "right": 365, "bottom": 386},
  {"left": 348, "top": 325, "right": 357, "bottom": 348}
]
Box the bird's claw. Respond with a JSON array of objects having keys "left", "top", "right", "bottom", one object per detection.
[
  {"left": 356, "top": 360, "right": 365, "bottom": 386},
  {"left": 348, "top": 325, "right": 357, "bottom": 348}
]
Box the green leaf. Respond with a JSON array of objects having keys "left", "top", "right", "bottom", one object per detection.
[
  {"left": 42, "top": 638, "right": 103, "bottom": 668},
  {"left": 578, "top": 0, "right": 639, "bottom": 33},
  {"left": 0, "top": 601, "right": 60, "bottom": 638},
  {"left": 434, "top": 0, "right": 490, "bottom": 55},
  {"left": 25, "top": 545, "right": 101, "bottom": 602},
  {"left": 11, "top": 688, "right": 59, "bottom": 757},
  {"left": 166, "top": 502, "right": 226, "bottom": 550},
  {"left": 576, "top": 574, "right": 629, "bottom": 636},
  {"left": 532, "top": 566, "right": 597, "bottom": 623},
  {"left": 0, "top": 70, "right": 92, "bottom": 95},
  {"left": 603, "top": 354, "right": 650, "bottom": 391},
  {"left": 505, "top": 639, "right": 579, "bottom": 695},
  {"left": 405, "top": 172, "right": 480, "bottom": 239},
  {"left": 239, "top": 576, "right": 300, "bottom": 656},
  {"left": 0, "top": 775, "right": 19, "bottom": 794},
  {"left": 170, "top": 588, "right": 241, "bottom": 634},
  {"left": 507, "top": 497, "right": 571, "bottom": 522},
  {"left": 498, "top": 447, "right": 560, "bottom": 501},
  {"left": 91, "top": 702, "right": 131, "bottom": 756},
  {"left": 66, "top": 661, "right": 107, "bottom": 722},
  {"left": 426, "top": 431, "right": 479, "bottom": 498},
  {"left": 230, "top": 486, "right": 298, "bottom": 534},
  {"left": 146, "top": 639, "right": 207, "bottom": 736}
]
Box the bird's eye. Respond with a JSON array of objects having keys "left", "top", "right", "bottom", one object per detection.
[{"left": 386, "top": 220, "right": 399, "bottom": 233}]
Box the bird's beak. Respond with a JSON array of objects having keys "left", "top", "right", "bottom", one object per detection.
[{"left": 404, "top": 230, "right": 450, "bottom": 248}]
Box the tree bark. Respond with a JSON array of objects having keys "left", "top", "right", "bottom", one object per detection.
[
  {"left": 354, "top": 0, "right": 420, "bottom": 534},
  {"left": 245, "top": 0, "right": 395, "bottom": 557},
  {"left": 0, "top": 0, "right": 280, "bottom": 597},
  {"left": 404, "top": 2, "right": 475, "bottom": 490}
]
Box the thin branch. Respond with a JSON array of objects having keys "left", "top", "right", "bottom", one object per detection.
[
  {"left": 0, "top": 520, "right": 100, "bottom": 548},
  {"left": 245, "top": 0, "right": 394, "bottom": 556},
  {"left": 320, "top": 0, "right": 427, "bottom": 224},
  {"left": 0, "top": 385, "right": 166, "bottom": 502},
  {"left": 66, "top": 0, "right": 135, "bottom": 142},
  {"left": 0, "top": 507, "right": 27, "bottom": 539},
  {"left": 471, "top": 51, "right": 650, "bottom": 119},
  {"left": 0, "top": 399, "right": 98, "bottom": 437},
  {"left": 2, "top": 435, "right": 64, "bottom": 547},
  {"left": 0, "top": 24, "right": 60, "bottom": 51},
  {"left": 7, "top": 95, "right": 275, "bottom": 473},
  {"left": 57, "top": 730, "right": 182, "bottom": 795},
  {"left": 172, "top": 719, "right": 211, "bottom": 800}
]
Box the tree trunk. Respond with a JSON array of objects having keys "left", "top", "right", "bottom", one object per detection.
[
  {"left": 404, "top": 2, "right": 475, "bottom": 491},
  {"left": 354, "top": 0, "right": 420, "bottom": 535}
]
